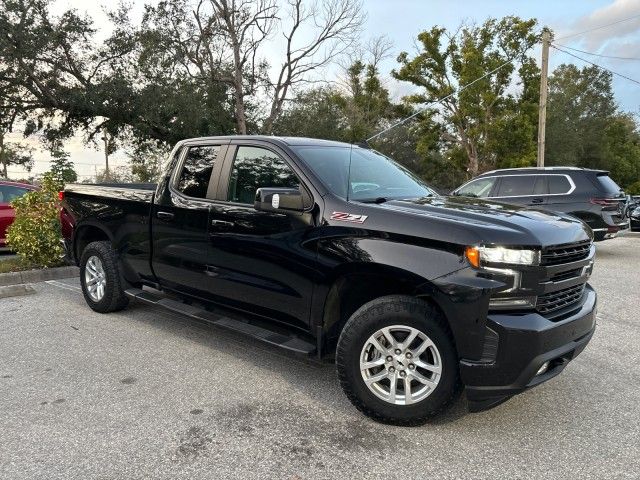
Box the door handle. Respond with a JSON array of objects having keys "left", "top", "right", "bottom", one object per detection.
[
  {"left": 156, "top": 211, "right": 175, "bottom": 221},
  {"left": 531, "top": 198, "right": 544, "bottom": 204},
  {"left": 210, "top": 219, "right": 235, "bottom": 228}
]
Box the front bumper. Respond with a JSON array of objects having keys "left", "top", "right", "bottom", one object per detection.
[{"left": 461, "top": 284, "right": 597, "bottom": 411}]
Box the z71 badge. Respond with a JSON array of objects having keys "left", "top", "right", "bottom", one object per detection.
[{"left": 330, "top": 211, "right": 368, "bottom": 224}]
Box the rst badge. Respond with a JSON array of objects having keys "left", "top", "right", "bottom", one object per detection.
[{"left": 330, "top": 211, "right": 368, "bottom": 224}]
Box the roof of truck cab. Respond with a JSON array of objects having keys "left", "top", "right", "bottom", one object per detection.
[{"left": 180, "top": 135, "right": 353, "bottom": 148}]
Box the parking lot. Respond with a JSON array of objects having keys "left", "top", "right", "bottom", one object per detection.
[{"left": 1, "top": 234, "right": 639, "bottom": 479}]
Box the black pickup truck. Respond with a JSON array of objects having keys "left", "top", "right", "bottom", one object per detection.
[{"left": 61, "top": 136, "right": 597, "bottom": 425}]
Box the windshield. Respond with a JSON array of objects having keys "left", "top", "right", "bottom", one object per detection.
[{"left": 291, "top": 146, "right": 437, "bottom": 202}]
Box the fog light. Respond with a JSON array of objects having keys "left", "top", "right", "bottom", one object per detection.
[{"left": 536, "top": 361, "right": 550, "bottom": 376}]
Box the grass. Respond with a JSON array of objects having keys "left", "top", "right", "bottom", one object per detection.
[{"left": 0, "top": 255, "right": 64, "bottom": 274}]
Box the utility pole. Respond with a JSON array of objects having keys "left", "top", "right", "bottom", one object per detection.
[
  {"left": 101, "top": 127, "right": 110, "bottom": 180},
  {"left": 537, "top": 28, "right": 551, "bottom": 167}
]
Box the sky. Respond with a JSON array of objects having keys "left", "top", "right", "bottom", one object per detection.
[{"left": 5, "top": 0, "right": 640, "bottom": 180}]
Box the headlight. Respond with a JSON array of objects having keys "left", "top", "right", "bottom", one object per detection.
[{"left": 465, "top": 245, "right": 540, "bottom": 267}]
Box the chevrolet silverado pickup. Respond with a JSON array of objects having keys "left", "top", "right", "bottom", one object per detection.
[{"left": 61, "top": 136, "right": 597, "bottom": 425}]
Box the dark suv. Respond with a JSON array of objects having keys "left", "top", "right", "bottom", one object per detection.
[{"left": 453, "top": 167, "right": 628, "bottom": 241}]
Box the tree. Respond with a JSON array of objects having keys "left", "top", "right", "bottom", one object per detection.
[
  {"left": 128, "top": 141, "right": 169, "bottom": 183},
  {"left": 48, "top": 148, "right": 77, "bottom": 184},
  {"left": 0, "top": 134, "right": 34, "bottom": 178},
  {"left": 546, "top": 64, "right": 640, "bottom": 190},
  {"left": 261, "top": 0, "right": 365, "bottom": 133},
  {"left": 0, "top": 0, "right": 235, "bottom": 150},
  {"left": 392, "top": 17, "right": 540, "bottom": 179},
  {"left": 273, "top": 57, "right": 403, "bottom": 143},
  {"left": 337, "top": 60, "right": 401, "bottom": 142},
  {"left": 272, "top": 87, "right": 345, "bottom": 139}
]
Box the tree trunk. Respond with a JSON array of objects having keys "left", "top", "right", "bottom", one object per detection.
[
  {"left": 233, "top": 79, "right": 247, "bottom": 134},
  {"left": 456, "top": 126, "right": 479, "bottom": 178},
  {"left": 0, "top": 132, "right": 6, "bottom": 178},
  {"left": 467, "top": 142, "right": 479, "bottom": 177}
]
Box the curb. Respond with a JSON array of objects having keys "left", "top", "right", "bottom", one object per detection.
[
  {"left": 0, "top": 284, "right": 37, "bottom": 299},
  {"left": 0, "top": 265, "right": 79, "bottom": 287}
]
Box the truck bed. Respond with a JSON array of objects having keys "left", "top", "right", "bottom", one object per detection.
[{"left": 64, "top": 183, "right": 156, "bottom": 203}]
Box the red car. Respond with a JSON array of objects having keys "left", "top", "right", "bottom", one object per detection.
[{"left": 0, "top": 181, "right": 38, "bottom": 250}]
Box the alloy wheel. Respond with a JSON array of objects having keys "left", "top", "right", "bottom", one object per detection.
[{"left": 360, "top": 325, "right": 442, "bottom": 405}]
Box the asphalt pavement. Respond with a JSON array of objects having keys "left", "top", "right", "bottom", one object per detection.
[{"left": 1, "top": 233, "right": 639, "bottom": 479}]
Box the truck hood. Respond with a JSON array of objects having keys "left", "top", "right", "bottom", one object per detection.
[{"left": 377, "top": 195, "right": 592, "bottom": 248}]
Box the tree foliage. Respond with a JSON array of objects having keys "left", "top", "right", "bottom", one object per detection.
[
  {"left": 48, "top": 148, "right": 78, "bottom": 184},
  {"left": 0, "top": 135, "right": 34, "bottom": 178},
  {"left": 1, "top": 3, "right": 640, "bottom": 192},
  {"left": 546, "top": 65, "right": 640, "bottom": 189},
  {"left": 392, "top": 17, "right": 540, "bottom": 183}
]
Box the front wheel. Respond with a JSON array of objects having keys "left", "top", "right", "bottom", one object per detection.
[
  {"left": 336, "top": 296, "right": 460, "bottom": 425},
  {"left": 80, "top": 241, "right": 129, "bottom": 313}
]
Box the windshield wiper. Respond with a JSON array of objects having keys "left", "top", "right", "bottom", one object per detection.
[{"left": 357, "top": 197, "right": 389, "bottom": 204}]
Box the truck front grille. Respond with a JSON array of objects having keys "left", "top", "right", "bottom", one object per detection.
[
  {"left": 541, "top": 241, "right": 591, "bottom": 266},
  {"left": 536, "top": 284, "right": 586, "bottom": 315}
]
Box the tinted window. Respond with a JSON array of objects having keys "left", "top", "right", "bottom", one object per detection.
[
  {"left": 548, "top": 175, "right": 572, "bottom": 194},
  {"left": 457, "top": 178, "right": 496, "bottom": 198},
  {"left": 228, "top": 146, "right": 299, "bottom": 204},
  {"left": 533, "top": 176, "right": 547, "bottom": 195},
  {"left": 595, "top": 174, "right": 622, "bottom": 195},
  {"left": 0, "top": 185, "right": 30, "bottom": 203},
  {"left": 292, "top": 146, "right": 436, "bottom": 201},
  {"left": 496, "top": 176, "right": 536, "bottom": 197},
  {"left": 176, "top": 146, "right": 220, "bottom": 198}
]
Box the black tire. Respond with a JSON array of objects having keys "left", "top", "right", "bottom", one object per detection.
[
  {"left": 79, "top": 241, "right": 129, "bottom": 313},
  {"left": 336, "top": 295, "right": 460, "bottom": 426}
]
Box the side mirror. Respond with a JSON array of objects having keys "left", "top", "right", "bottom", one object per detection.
[{"left": 254, "top": 187, "right": 305, "bottom": 214}]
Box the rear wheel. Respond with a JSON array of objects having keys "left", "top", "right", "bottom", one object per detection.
[
  {"left": 336, "top": 295, "right": 460, "bottom": 425},
  {"left": 80, "top": 241, "right": 129, "bottom": 313}
]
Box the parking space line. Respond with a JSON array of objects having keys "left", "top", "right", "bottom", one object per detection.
[{"left": 45, "top": 280, "right": 82, "bottom": 293}]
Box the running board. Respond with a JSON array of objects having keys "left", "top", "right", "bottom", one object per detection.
[{"left": 125, "top": 288, "right": 316, "bottom": 355}]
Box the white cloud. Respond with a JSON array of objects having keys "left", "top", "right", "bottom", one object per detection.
[{"left": 557, "top": 0, "right": 640, "bottom": 49}]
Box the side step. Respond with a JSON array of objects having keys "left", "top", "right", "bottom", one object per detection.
[{"left": 125, "top": 288, "right": 316, "bottom": 355}]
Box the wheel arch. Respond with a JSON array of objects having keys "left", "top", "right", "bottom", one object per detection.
[
  {"left": 73, "top": 222, "right": 113, "bottom": 265},
  {"left": 319, "top": 264, "right": 450, "bottom": 354}
]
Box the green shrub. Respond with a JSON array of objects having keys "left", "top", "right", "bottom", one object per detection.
[
  {"left": 6, "top": 172, "right": 64, "bottom": 267},
  {"left": 625, "top": 180, "right": 640, "bottom": 196}
]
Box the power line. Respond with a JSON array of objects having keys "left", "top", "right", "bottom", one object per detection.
[
  {"left": 555, "top": 12, "right": 640, "bottom": 41},
  {"left": 551, "top": 44, "right": 640, "bottom": 87},
  {"left": 554, "top": 43, "right": 640, "bottom": 61}
]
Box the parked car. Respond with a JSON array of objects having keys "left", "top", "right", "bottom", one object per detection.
[
  {"left": 630, "top": 204, "right": 640, "bottom": 232},
  {"left": 61, "top": 137, "right": 597, "bottom": 424},
  {"left": 0, "top": 180, "right": 37, "bottom": 250},
  {"left": 452, "top": 167, "right": 628, "bottom": 241}
]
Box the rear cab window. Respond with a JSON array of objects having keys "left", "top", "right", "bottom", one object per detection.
[{"left": 175, "top": 145, "right": 221, "bottom": 199}]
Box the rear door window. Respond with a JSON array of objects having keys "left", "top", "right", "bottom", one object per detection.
[
  {"left": 456, "top": 177, "right": 496, "bottom": 198},
  {"left": 495, "top": 176, "right": 536, "bottom": 197},
  {"left": 547, "top": 175, "right": 572, "bottom": 194},
  {"left": 176, "top": 145, "right": 221, "bottom": 199}
]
